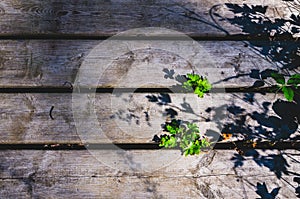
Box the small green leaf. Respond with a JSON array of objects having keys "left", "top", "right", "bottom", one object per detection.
[
  {"left": 166, "top": 125, "right": 177, "bottom": 135},
  {"left": 287, "top": 74, "right": 300, "bottom": 85},
  {"left": 200, "top": 139, "right": 211, "bottom": 148},
  {"left": 167, "top": 136, "right": 177, "bottom": 147},
  {"left": 187, "top": 73, "right": 200, "bottom": 82},
  {"left": 159, "top": 135, "right": 177, "bottom": 148},
  {"left": 271, "top": 72, "right": 285, "bottom": 85},
  {"left": 282, "top": 86, "right": 294, "bottom": 101},
  {"left": 199, "top": 78, "right": 212, "bottom": 90},
  {"left": 182, "top": 73, "right": 211, "bottom": 98},
  {"left": 159, "top": 115, "right": 211, "bottom": 156},
  {"left": 187, "top": 123, "right": 199, "bottom": 132},
  {"left": 165, "top": 119, "right": 181, "bottom": 135},
  {"left": 194, "top": 86, "right": 204, "bottom": 98}
]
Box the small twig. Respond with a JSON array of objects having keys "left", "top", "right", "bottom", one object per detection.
[{"left": 49, "top": 106, "right": 54, "bottom": 120}]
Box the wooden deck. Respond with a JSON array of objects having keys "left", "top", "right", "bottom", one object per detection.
[{"left": 0, "top": 0, "right": 299, "bottom": 198}]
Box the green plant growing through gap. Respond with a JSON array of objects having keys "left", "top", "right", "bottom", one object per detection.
[
  {"left": 270, "top": 72, "right": 300, "bottom": 102},
  {"left": 182, "top": 73, "right": 212, "bottom": 98},
  {"left": 159, "top": 119, "right": 211, "bottom": 156},
  {"left": 157, "top": 73, "right": 212, "bottom": 156}
]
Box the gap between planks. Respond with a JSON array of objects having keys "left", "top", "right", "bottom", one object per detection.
[
  {"left": 0, "top": 34, "right": 295, "bottom": 41},
  {"left": 0, "top": 86, "right": 281, "bottom": 93},
  {"left": 0, "top": 141, "right": 299, "bottom": 150}
]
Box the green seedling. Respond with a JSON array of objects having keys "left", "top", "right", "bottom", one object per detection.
[
  {"left": 159, "top": 119, "right": 211, "bottom": 156},
  {"left": 271, "top": 73, "right": 300, "bottom": 101},
  {"left": 156, "top": 72, "right": 212, "bottom": 156},
  {"left": 183, "top": 73, "right": 212, "bottom": 98}
]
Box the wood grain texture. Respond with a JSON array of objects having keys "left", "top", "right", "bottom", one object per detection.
[
  {"left": 0, "top": 0, "right": 291, "bottom": 36},
  {"left": 0, "top": 92, "right": 298, "bottom": 144},
  {"left": 0, "top": 0, "right": 298, "bottom": 198},
  {"left": 0, "top": 40, "right": 282, "bottom": 88},
  {"left": 0, "top": 149, "right": 299, "bottom": 198}
]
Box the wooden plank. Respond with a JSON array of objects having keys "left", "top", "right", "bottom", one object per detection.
[
  {"left": 2, "top": 176, "right": 296, "bottom": 199},
  {"left": 0, "top": 150, "right": 299, "bottom": 198},
  {"left": 0, "top": 0, "right": 291, "bottom": 36},
  {"left": 0, "top": 92, "right": 298, "bottom": 144},
  {"left": 0, "top": 40, "right": 281, "bottom": 88}
]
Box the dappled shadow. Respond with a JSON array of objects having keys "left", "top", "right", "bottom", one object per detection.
[
  {"left": 108, "top": 1, "right": 300, "bottom": 195},
  {"left": 210, "top": 0, "right": 300, "bottom": 143},
  {"left": 207, "top": 93, "right": 300, "bottom": 184},
  {"left": 109, "top": 93, "right": 153, "bottom": 128},
  {"left": 206, "top": 93, "right": 300, "bottom": 143},
  {"left": 231, "top": 149, "right": 300, "bottom": 197},
  {"left": 206, "top": 95, "right": 299, "bottom": 196},
  {"left": 155, "top": 68, "right": 299, "bottom": 196},
  {"left": 210, "top": 3, "right": 300, "bottom": 196},
  {"left": 214, "top": 3, "right": 300, "bottom": 70},
  {"left": 147, "top": 69, "right": 210, "bottom": 122},
  {"left": 256, "top": 182, "right": 280, "bottom": 199},
  {"left": 294, "top": 177, "right": 300, "bottom": 198},
  {"left": 231, "top": 149, "right": 290, "bottom": 179}
]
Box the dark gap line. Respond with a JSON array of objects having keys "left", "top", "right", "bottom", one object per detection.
[
  {"left": 0, "top": 34, "right": 298, "bottom": 41},
  {"left": 0, "top": 86, "right": 279, "bottom": 94},
  {"left": 0, "top": 142, "right": 298, "bottom": 150}
]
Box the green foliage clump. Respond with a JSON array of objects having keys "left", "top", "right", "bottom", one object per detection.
[
  {"left": 159, "top": 135, "right": 177, "bottom": 148},
  {"left": 183, "top": 73, "right": 212, "bottom": 98},
  {"left": 271, "top": 73, "right": 300, "bottom": 101},
  {"left": 156, "top": 72, "right": 212, "bottom": 156},
  {"left": 159, "top": 119, "right": 211, "bottom": 156}
]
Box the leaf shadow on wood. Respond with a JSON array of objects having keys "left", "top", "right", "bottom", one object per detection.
[
  {"left": 148, "top": 69, "right": 209, "bottom": 121},
  {"left": 206, "top": 92, "right": 300, "bottom": 196},
  {"left": 207, "top": 93, "right": 300, "bottom": 143},
  {"left": 205, "top": 95, "right": 299, "bottom": 195},
  {"left": 148, "top": 69, "right": 219, "bottom": 154},
  {"left": 231, "top": 149, "right": 290, "bottom": 179},
  {"left": 209, "top": 2, "right": 300, "bottom": 196},
  {"left": 161, "top": 1, "right": 300, "bottom": 196},
  {"left": 210, "top": 2, "right": 300, "bottom": 93},
  {"left": 256, "top": 182, "right": 281, "bottom": 199},
  {"left": 160, "top": 68, "right": 299, "bottom": 195},
  {"left": 109, "top": 93, "right": 151, "bottom": 127},
  {"left": 214, "top": 3, "right": 300, "bottom": 70},
  {"left": 294, "top": 177, "right": 300, "bottom": 198}
]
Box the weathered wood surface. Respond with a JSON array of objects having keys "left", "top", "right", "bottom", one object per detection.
[
  {"left": 0, "top": 92, "right": 298, "bottom": 144},
  {"left": 0, "top": 149, "right": 299, "bottom": 198},
  {"left": 0, "top": 0, "right": 299, "bottom": 198},
  {"left": 0, "top": 40, "right": 283, "bottom": 88},
  {"left": 0, "top": 0, "right": 292, "bottom": 36}
]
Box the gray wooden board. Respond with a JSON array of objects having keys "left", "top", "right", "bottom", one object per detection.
[
  {"left": 0, "top": 40, "right": 285, "bottom": 88},
  {"left": 0, "top": 0, "right": 299, "bottom": 198},
  {"left": 0, "top": 92, "right": 298, "bottom": 143},
  {"left": 0, "top": 149, "right": 299, "bottom": 198},
  {"left": 0, "top": 0, "right": 293, "bottom": 36}
]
